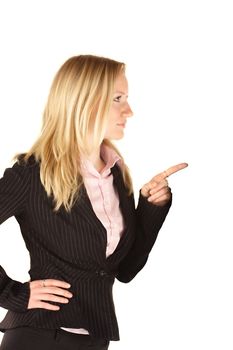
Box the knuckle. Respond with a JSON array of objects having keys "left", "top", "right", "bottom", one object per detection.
[
  {"left": 62, "top": 298, "right": 69, "bottom": 303},
  {"left": 58, "top": 289, "right": 66, "bottom": 297},
  {"left": 30, "top": 280, "right": 39, "bottom": 289},
  {"left": 151, "top": 180, "right": 158, "bottom": 186},
  {"left": 57, "top": 296, "right": 68, "bottom": 303},
  {"left": 47, "top": 294, "right": 55, "bottom": 301},
  {"left": 61, "top": 289, "right": 68, "bottom": 296},
  {"left": 51, "top": 287, "right": 59, "bottom": 294},
  {"left": 53, "top": 296, "right": 62, "bottom": 303},
  {"left": 47, "top": 279, "right": 55, "bottom": 285},
  {"left": 150, "top": 194, "right": 157, "bottom": 201},
  {"left": 46, "top": 294, "right": 67, "bottom": 304}
]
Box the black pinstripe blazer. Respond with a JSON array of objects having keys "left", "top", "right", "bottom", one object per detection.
[{"left": 0, "top": 155, "right": 172, "bottom": 340}]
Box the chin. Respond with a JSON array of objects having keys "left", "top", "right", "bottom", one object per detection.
[
  {"left": 106, "top": 132, "right": 124, "bottom": 141},
  {"left": 113, "top": 134, "right": 124, "bottom": 140}
]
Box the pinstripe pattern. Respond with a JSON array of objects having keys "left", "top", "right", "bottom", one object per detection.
[{"left": 0, "top": 155, "right": 172, "bottom": 340}]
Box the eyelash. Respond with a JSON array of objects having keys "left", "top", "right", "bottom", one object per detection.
[{"left": 113, "top": 96, "right": 121, "bottom": 102}]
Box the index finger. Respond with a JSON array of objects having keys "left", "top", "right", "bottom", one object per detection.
[
  {"left": 31, "top": 279, "right": 71, "bottom": 289},
  {"left": 154, "top": 162, "right": 188, "bottom": 181},
  {"left": 45, "top": 279, "right": 71, "bottom": 288}
]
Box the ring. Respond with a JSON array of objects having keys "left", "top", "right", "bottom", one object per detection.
[{"left": 42, "top": 279, "right": 46, "bottom": 287}]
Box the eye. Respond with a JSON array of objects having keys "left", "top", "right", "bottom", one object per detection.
[{"left": 113, "top": 95, "right": 122, "bottom": 102}]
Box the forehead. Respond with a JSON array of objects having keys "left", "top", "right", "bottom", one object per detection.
[{"left": 114, "top": 73, "right": 128, "bottom": 93}]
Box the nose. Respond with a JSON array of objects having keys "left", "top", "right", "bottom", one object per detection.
[{"left": 123, "top": 102, "right": 133, "bottom": 118}]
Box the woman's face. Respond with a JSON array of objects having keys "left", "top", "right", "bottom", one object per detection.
[{"left": 104, "top": 73, "right": 133, "bottom": 140}]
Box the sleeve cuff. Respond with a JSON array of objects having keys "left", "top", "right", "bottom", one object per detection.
[{"left": 0, "top": 266, "right": 30, "bottom": 313}]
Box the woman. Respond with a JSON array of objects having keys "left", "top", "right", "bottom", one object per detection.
[{"left": 0, "top": 55, "right": 187, "bottom": 349}]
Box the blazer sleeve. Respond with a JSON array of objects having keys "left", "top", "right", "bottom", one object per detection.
[
  {"left": 116, "top": 190, "right": 172, "bottom": 283},
  {"left": 0, "top": 161, "right": 31, "bottom": 312}
]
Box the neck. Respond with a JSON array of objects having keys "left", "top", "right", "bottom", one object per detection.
[{"left": 86, "top": 147, "right": 106, "bottom": 173}]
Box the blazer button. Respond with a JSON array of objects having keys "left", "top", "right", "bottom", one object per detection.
[{"left": 99, "top": 270, "right": 107, "bottom": 277}]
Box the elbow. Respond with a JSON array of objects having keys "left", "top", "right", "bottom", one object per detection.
[{"left": 116, "top": 274, "right": 133, "bottom": 284}]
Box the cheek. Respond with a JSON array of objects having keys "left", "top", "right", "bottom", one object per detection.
[
  {"left": 111, "top": 103, "right": 121, "bottom": 113},
  {"left": 108, "top": 107, "right": 119, "bottom": 122},
  {"left": 104, "top": 113, "right": 124, "bottom": 139}
]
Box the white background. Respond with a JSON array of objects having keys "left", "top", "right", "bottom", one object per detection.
[{"left": 0, "top": 1, "right": 232, "bottom": 349}]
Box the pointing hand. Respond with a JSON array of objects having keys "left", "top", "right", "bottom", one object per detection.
[{"left": 140, "top": 163, "right": 188, "bottom": 206}]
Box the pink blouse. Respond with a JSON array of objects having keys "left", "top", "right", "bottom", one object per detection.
[{"left": 61, "top": 144, "right": 125, "bottom": 335}]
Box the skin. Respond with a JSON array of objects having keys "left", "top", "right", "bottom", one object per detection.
[
  {"left": 104, "top": 72, "right": 133, "bottom": 140},
  {"left": 28, "top": 72, "right": 188, "bottom": 311}
]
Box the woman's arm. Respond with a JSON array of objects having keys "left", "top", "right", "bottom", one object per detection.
[
  {"left": 116, "top": 190, "right": 172, "bottom": 283},
  {"left": 116, "top": 162, "right": 187, "bottom": 283},
  {"left": 0, "top": 161, "right": 31, "bottom": 312}
]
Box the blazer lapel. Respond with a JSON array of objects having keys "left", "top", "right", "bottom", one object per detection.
[
  {"left": 72, "top": 163, "right": 132, "bottom": 236},
  {"left": 73, "top": 185, "right": 107, "bottom": 235},
  {"left": 70, "top": 163, "right": 134, "bottom": 264},
  {"left": 110, "top": 164, "right": 133, "bottom": 228},
  {"left": 106, "top": 164, "right": 135, "bottom": 260}
]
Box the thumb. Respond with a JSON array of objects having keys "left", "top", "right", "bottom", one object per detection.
[{"left": 141, "top": 182, "right": 153, "bottom": 197}]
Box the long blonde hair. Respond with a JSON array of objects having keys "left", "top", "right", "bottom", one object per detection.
[{"left": 14, "top": 55, "right": 133, "bottom": 212}]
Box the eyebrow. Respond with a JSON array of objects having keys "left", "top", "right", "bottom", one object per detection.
[{"left": 114, "top": 91, "right": 128, "bottom": 97}]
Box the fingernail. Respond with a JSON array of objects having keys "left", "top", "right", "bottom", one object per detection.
[{"left": 66, "top": 283, "right": 71, "bottom": 288}]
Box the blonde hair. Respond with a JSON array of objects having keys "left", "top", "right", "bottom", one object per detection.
[{"left": 14, "top": 55, "right": 133, "bottom": 212}]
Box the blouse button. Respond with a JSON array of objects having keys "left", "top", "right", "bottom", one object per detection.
[{"left": 96, "top": 270, "right": 108, "bottom": 277}]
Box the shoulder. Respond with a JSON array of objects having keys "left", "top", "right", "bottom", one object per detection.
[
  {"left": 14, "top": 153, "right": 39, "bottom": 168},
  {"left": 3, "top": 153, "right": 39, "bottom": 181}
]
